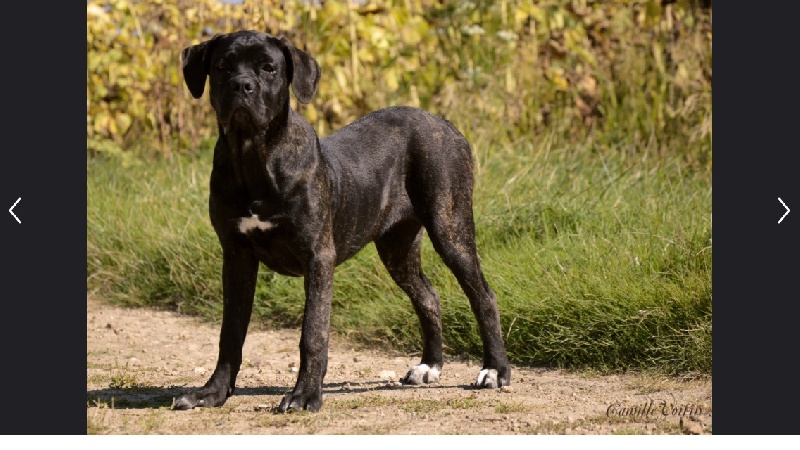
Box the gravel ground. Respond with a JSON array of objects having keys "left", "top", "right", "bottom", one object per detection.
[{"left": 87, "top": 296, "right": 712, "bottom": 435}]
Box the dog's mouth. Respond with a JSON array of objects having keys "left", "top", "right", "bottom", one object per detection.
[{"left": 219, "top": 104, "right": 260, "bottom": 134}]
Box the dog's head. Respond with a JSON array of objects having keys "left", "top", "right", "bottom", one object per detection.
[{"left": 181, "top": 31, "right": 320, "bottom": 133}]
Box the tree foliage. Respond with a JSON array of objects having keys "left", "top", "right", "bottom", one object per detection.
[{"left": 87, "top": 0, "right": 711, "bottom": 160}]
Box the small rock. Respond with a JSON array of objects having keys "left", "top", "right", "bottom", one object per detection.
[
  {"left": 353, "top": 357, "right": 359, "bottom": 362},
  {"left": 499, "top": 386, "right": 513, "bottom": 393},
  {"left": 567, "top": 415, "right": 576, "bottom": 424},
  {"left": 379, "top": 370, "right": 396, "bottom": 381},
  {"left": 290, "top": 366, "right": 298, "bottom": 372},
  {"left": 254, "top": 404, "right": 271, "bottom": 412},
  {"left": 681, "top": 417, "right": 703, "bottom": 435},
  {"left": 193, "top": 367, "right": 207, "bottom": 374}
]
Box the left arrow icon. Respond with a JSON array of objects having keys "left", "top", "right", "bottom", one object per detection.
[{"left": 9, "top": 197, "right": 21, "bottom": 224}]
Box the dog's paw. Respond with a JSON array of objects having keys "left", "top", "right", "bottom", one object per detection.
[
  {"left": 474, "top": 369, "right": 498, "bottom": 389},
  {"left": 173, "top": 386, "right": 232, "bottom": 410},
  {"left": 401, "top": 363, "right": 441, "bottom": 385},
  {"left": 474, "top": 366, "right": 511, "bottom": 389},
  {"left": 278, "top": 388, "right": 323, "bottom": 412}
]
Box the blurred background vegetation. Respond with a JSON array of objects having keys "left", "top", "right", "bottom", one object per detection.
[
  {"left": 87, "top": 0, "right": 712, "bottom": 374},
  {"left": 87, "top": 0, "right": 711, "bottom": 163}
]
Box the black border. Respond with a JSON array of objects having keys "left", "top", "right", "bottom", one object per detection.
[
  {"left": 1, "top": 0, "right": 798, "bottom": 436},
  {"left": 0, "top": 3, "right": 87, "bottom": 434},
  {"left": 713, "top": 1, "right": 800, "bottom": 435}
]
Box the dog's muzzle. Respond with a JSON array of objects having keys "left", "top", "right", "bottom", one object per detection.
[{"left": 218, "top": 76, "right": 262, "bottom": 130}]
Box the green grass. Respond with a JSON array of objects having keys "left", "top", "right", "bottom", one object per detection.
[
  {"left": 495, "top": 401, "right": 531, "bottom": 414},
  {"left": 87, "top": 124, "right": 710, "bottom": 375}
]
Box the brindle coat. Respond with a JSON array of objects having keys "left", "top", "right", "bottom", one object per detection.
[{"left": 175, "top": 31, "right": 510, "bottom": 412}]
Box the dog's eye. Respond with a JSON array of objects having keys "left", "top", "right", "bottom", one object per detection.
[
  {"left": 262, "top": 64, "right": 276, "bottom": 74},
  {"left": 216, "top": 59, "right": 228, "bottom": 71}
]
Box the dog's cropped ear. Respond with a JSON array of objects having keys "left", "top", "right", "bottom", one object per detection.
[
  {"left": 279, "top": 37, "right": 321, "bottom": 105},
  {"left": 181, "top": 36, "right": 220, "bottom": 99}
]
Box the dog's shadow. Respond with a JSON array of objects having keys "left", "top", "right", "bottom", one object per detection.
[{"left": 86, "top": 381, "right": 469, "bottom": 410}]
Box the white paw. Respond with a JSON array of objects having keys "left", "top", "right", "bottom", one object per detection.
[
  {"left": 238, "top": 215, "right": 275, "bottom": 234},
  {"left": 401, "top": 364, "right": 440, "bottom": 385},
  {"left": 475, "top": 368, "right": 499, "bottom": 389}
]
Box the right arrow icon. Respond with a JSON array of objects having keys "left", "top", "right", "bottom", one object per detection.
[{"left": 778, "top": 197, "right": 790, "bottom": 224}]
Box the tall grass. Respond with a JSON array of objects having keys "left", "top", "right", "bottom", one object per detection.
[{"left": 87, "top": 131, "right": 711, "bottom": 374}]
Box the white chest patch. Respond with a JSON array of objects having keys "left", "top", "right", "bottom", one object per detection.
[{"left": 238, "top": 214, "right": 276, "bottom": 234}]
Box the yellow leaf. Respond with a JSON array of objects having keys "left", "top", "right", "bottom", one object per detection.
[
  {"left": 357, "top": 48, "right": 375, "bottom": 62},
  {"left": 385, "top": 69, "right": 399, "bottom": 92},
  {"left": 401, "top": 56, "right": 420, "bottom": 72},
  {"left": 93, "top": 112, "right": 109, "bottom": 134},
  {"left": 87, "top": 4, "right": 110, "bottom": 22},
  {"left": 514, "top": 10, "right": 529, "bottom": 30},
  {"left": 553, "top": 74, "right": 569, "bottom": 90},
  {"left": 108, "top": 117, "right": 118, "bottom": 136},
  {"left": 306, "top": 104, "right": 318, "bottom": 123},
  {"left": 116, "top": 113, "right": 132, "bottom": 135},
  {"left": 334, "top": 66, "right": 348, "bottom": 91},
  {"left": 551, "top": 11, "right": 565, "bottom": 30}
]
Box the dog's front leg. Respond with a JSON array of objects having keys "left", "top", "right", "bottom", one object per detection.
[
  {"left": 174, "top": 247, "right": 259, "bottom": 410},
  {"left": 278, "top": 249, "right": 335, "bottom": 412}
]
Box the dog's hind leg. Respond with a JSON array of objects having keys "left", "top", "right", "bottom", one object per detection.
[
  {"left": 422, "top": 198, "right": 511, "bottom": 389},
  {"left": 174, "top": 248, "right": 259, "bottom": 409},
  {"left": 375, "top": 220, "right": 444, "bottom": 385}
]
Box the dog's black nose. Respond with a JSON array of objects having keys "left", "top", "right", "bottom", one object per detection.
[{"left": 229, "top": 77, "right": 255, "bottom": 95}]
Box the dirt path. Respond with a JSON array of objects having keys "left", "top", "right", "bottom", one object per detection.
[{"left": 86, "top": 296, "right": 712, "bottom": 435}]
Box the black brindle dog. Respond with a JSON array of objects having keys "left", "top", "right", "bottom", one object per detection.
[{"left": 175, "top": 31, "right": 510, "bottom": 412}]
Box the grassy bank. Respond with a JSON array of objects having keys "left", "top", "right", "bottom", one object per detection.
[{"left": 87, "top": 133, "right": 711, "bottom": 375}]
